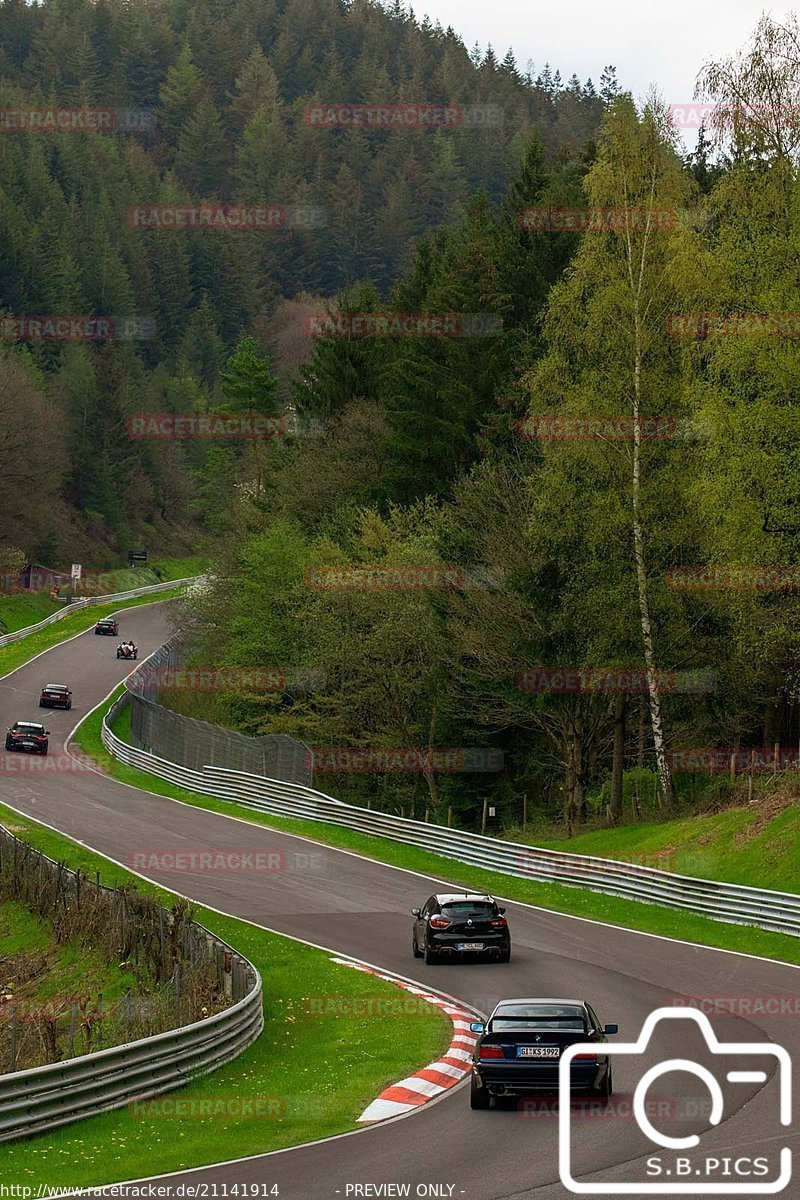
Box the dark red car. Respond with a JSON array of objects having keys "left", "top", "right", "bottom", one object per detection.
[
  {"left": 39, "top": 683, "right": 72, "bottom": 710},
  {"left": 5, "top": 721, "right": 49, "bottom": 755}
]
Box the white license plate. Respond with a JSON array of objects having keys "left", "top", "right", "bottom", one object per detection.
[
  {"left": 22, "top": 741, "right": 35, "bottom": 747},
  {"left": 517, "top": 1046, "right": 560, "bottom": 1058},
  {"left": 457, "top": 942, "right": 484, "bottom": 951}
]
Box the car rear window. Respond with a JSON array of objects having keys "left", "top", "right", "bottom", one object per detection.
[
  {"left": 491, "top": 1004, "right": 586, "bottom": 1032},
  {"left": 441, "top": 901, "right": 496, "bottom": 917}
]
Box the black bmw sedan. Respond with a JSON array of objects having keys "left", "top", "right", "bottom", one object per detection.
[{"left": 470, "top": 998, "right": 617, "bottom": 1108}]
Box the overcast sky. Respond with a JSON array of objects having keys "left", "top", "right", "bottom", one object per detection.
[{"left": 406, "top": 0, "right": 788, "bottom": 115}]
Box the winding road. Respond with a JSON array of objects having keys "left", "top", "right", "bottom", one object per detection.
[{"left": 1, "top": 600, "right": 797, "bottom": 1199}]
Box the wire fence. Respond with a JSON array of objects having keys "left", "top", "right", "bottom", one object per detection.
[{"left": 125, "top": 637, "right": 312, "bottom": 785}]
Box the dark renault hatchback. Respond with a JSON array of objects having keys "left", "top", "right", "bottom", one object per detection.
[
  {"left": 412, "top": 892, "right": 511, "bottom": 963},
  {"left": 470, "top": 998, "right": 617, "bottom": 1108}
]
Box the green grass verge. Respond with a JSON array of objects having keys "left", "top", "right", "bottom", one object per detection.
[
  {"left": 66, "top": 690, "right": 800, "bottom": 972},
  {"left": 0, "top": 590, "right": 188, "bottom": 679},
  {"left": 0, "top": 555, "right": 204, "bottom": 639},
  {"left": 0, "top": 802, "right": 450, "bottom": 1186},
  {"left": 521, "top": 798, "right": 800, "bottom": 896},
  {"left": 0, "top": 900, "right": 138, "bottom": 1004},
  {"left": 0, "top": 592, "right": 62, "bottom": 635}
]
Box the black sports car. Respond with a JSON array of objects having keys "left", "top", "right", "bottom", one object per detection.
[
  {"left": 5, "top": 721, "right": 50, "bottom": 755},
  {"left": 94, "top": 618, "right": 118, "bottom": 636},
  {"left": 412, "top": 892, "right": 511, "bottom": 963},
  {"left": 39, "top": 683, "right": 72, "bottom": 709},
  {"left": 469, "top": 998, "right": 617, "bottom": 1109}
]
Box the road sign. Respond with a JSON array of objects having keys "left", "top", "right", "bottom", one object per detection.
[{"left": 71, "top": 563, "right": 81, "bottom": 580}]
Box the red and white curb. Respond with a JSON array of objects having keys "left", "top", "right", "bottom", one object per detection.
[{"left": 330, "top": 957, "right": 479, "bottom": 1123}]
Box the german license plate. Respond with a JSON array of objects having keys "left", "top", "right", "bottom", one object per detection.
[
  {"left": 22, "top": 741, "right": 35, "bottom": 747},
  {"left": 517, "top": 1046, "right": 559, "bottom": 1058},
  {"left": 457, "top": 942, "right": 484, "bottom": 951}
]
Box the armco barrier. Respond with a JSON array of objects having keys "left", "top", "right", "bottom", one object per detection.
[
  {"left": 100, "top": 701, "right": 800, "bottom": 940},
  {"left": 0, "top": 825, "right": 263, "bottom": 1143},
  {"left": 0, "top": 577, "right": 200, "bottom": 649}
]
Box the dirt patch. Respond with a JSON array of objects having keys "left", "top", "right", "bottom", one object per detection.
[
  {"left": 0, "top": 951, "right": 52, "bottom": 992},
  {"left": 733, "top": 784, "right": 800, "bottom": 844}
]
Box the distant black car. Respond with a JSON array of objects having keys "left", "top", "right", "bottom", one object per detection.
[
  {"left": 39, "top": 683, "right": 72, "bottom": 709},
  {"left": 469, "top": 998, "right": 617, "bottom": 1109},
  {"left": 95, "top": 618, "right": 118, "bottom": 636},
  {"left": 411, "top": 892, "right": 511, "bottom": 964},
  {"left": 5, "top": 721, "right": 50, "bottom": 755}
]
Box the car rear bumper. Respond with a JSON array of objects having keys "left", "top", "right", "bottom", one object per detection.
[
  {"left": 473, "top": 1063, "right": 605, "bottom": 1094},
  {"left": 430, "top": 936, "right": 510, "bottom": 956},
  {"left": 40, "top": 699, "right": 69, "bottom": 707},
  {"left": 7, "top": 742, "right": 47, "bottom": 753}
]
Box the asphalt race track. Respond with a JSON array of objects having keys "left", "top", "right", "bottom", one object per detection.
[{"left": 1, "top": 601, "right": 798, "bottom": 1200}]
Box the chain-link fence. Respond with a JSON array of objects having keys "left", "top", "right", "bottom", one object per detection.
[{"left": 125, "top": 637, "right": 312, "bottom": 785}]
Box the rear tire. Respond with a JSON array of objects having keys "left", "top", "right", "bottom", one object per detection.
[
  {"left": 412, "top": 935, "right": 422, "bottom": 959},
  {"left": 424, "top": 943, "right": 440, "bottom": 965},
  {"left": 591, "top": 1069, "right": 612, "bottom": 1102},
  {"left": 470, "top": 1074, "right": 490, "bottom": 1109},
  {"left": 497, "top": 947, "right": 511, "bottom": 963}
]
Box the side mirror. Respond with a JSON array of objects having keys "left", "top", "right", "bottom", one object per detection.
[
  {"left": 46, "top": 731, "right": 51, "bottom": 736},
  {"left": 469, "top": 1021, "right": 485, "bottom": 1034},
  {"left": 497, "top": 906, "right": 506, "bottom": 915},
  {"left": 603, "top": 1023, "right": 618, "bottom": 1035},
  {"left": 411, "top": 908, "right": 421, "bottom": 918}
]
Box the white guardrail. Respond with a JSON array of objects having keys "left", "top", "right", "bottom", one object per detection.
[
  {"left": 0, "top": 577, "right": 200, "bottom": 649},
  {"left": 101, "top": 693, "right": 800, "bottom": 940}
]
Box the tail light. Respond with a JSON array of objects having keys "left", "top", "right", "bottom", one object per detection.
[
  {"left": 429, "top": 915, "right": 450, "bottom": 929},
  {"left": 573, "top": 1052, "right": 599, "bottom": 1061},
  {"left": 490, "top": 917, "right": 507, "bottom": 927},
  {"left": 479, "top": 1045, "right": 505, "bottom": 1059}
]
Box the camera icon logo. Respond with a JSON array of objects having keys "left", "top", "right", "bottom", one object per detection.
[{"left": 558, "top": 1006, "right": 792, "bottom": 1194}]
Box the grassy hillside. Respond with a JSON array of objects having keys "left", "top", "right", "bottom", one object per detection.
[{"left": 509, "top": 777, "right": 800, "bottom": 894}]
